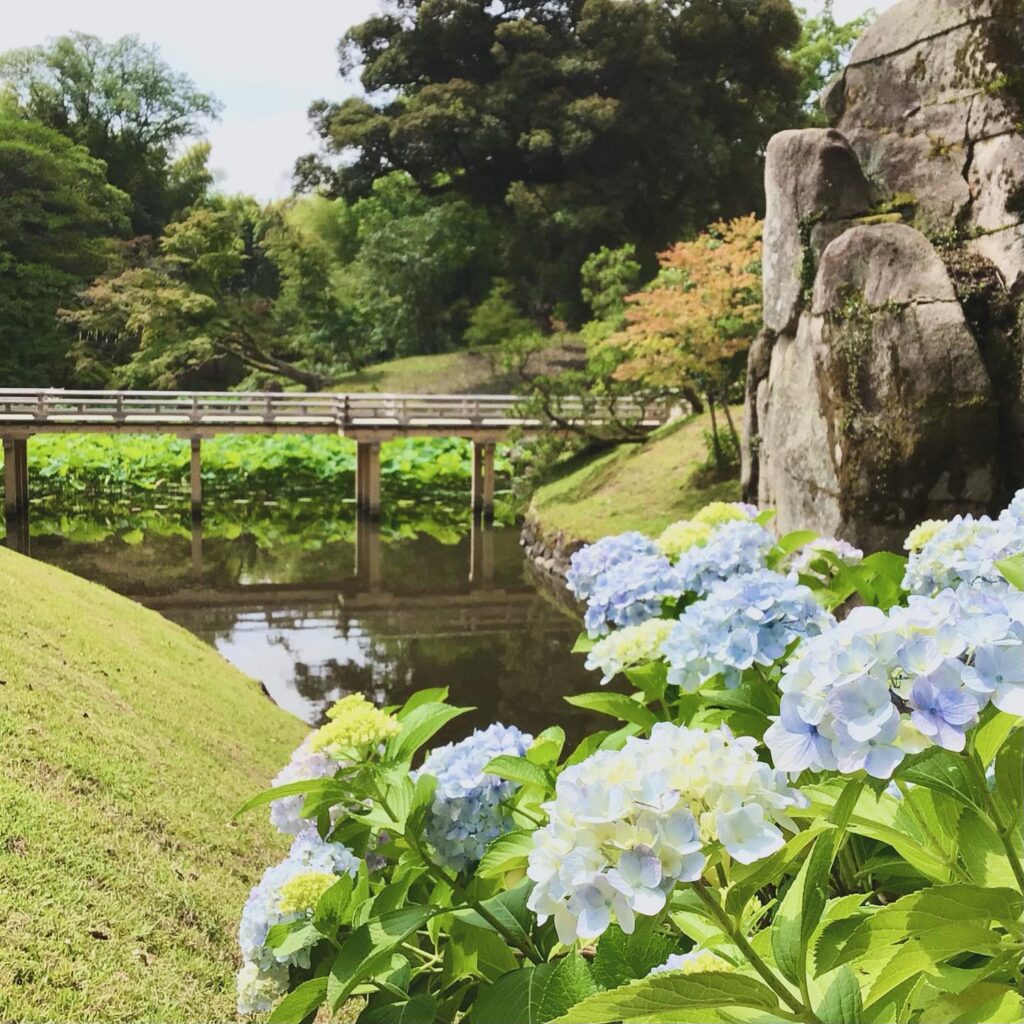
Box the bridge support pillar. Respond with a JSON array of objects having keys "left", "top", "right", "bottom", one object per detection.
[
  {"left": 356, "top": 513, "right": 382, "bottom": 592},
  {"left": 470, "top": 518, "right": 495, "bottom": 587},
  {"left": 472, "top": 441, "right": 495, "bottom": 523},
  {"left": 190, "top": 438, "right": 202, "bottom": 516},
  {"left": 3, "top": 438, "right": 30, "bottom": 552},
  {"left": 356, "top": 441, "right": 381, "bottom": 519}
]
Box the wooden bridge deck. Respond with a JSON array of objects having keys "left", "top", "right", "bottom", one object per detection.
[{"left": 0, "top": 389, "right": 666, "bottom": 440}]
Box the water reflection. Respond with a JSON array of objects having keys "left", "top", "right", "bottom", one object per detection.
[{"left": 14, "top": 501, "right": 603, "bottom": 743}]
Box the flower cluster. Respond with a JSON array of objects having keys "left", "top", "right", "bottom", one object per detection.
[
  {"left": 237, "top": 827, "right": 360, "bottom": 1014},
  {"left": 416, "top": 723, "right": 532, "bottom": 872},
  {"left": 585, "top": 617, "right": 675, "bottom": 685},
  {"left": 765, "top": 584, "right": 1024, "bottom": 779},
  {"left": 903, "top": 490, "right": 1024, "bottom": 595},
  {"left": 656, "top": 503, "right": 759, "bottom": 561},
  {"left": 672, "top": 520, "right": 775, "bottom": 597},
  {"left": 662, "top": 570, "right": 834, "bottom": 691},
  {"left": 308, "top": 693, "right": 401, "bottom": 759},
  {"left": 789, "top": 537, "right": 864, "bottom": 575},
  {"left": 649, "top": 949, "right": 734, "bottom": 977},
  {"left": 268, "top": 735, "right": 339, "bottom": 836},
  {"left": 566, "top": 532, "right": 659, "bottom": 601},
  {"left": 527, "top": 724, "right": 805, "bottom": 944},
  {"left": 582, "top": 553, "right": 687, "bottom": 638}
]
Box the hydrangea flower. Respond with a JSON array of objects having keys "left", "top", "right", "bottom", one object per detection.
[
  {"left": 268, "top": 734, "right": 339, "bottom": 836},
  {"left": 789, "top": 537, "right": 864, "bottom": 575},
  {"left": 416, "top": 723, "right": 532, "bottom": 872},
  {"left": 904, "top": 520, "right": 949, "bottom": 553},
  {"left": 583, "top": 553, "right": 688, "bottom": 637},
  {"left": 566, "top": 532, "right": 659, "bottom": 601},
  {"left": 903, "top": 514, "right": 1022, "bottom": 595},
  {"left": 236, "top": 961, "right": 289, "bottom": 1017},
  {"left": 276, "top": 871, "right": 337, "bottom": 915},
  {"left": 672, "top": 520, "right": 775, "bottom": 597},
  {"left": 238, "top": 827, "right": 359, "bottom": 972},
  {"left": 649, "top": 949, "right": 735, "bottom": 976},
  {"left": 1003, "top": 488, "right": 1024, "bottom": 526},
  {"left": 527, "top": 723, "right": 805, "bottom": 944},
  {"left": 308, "top": 693, "right": 401, "bottom": 759},
  {"left": 584, "top": 618, "right": 675, "bottom": 684},
  {"left": 661, "top": 570, "right": 834, "bottom": 690},
  {"left": 656, "top": 520, "right": 714, "bottom": 560},
  {"left": 765, "top": 584, "right": 1024, "bottom": 778},
  {"left": 692, "top": 501, "right": 760, "bottom": 527}
]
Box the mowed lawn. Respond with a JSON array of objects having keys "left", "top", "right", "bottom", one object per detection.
[
  {"left": 531, "top": 410, "right": 743, "bottom": 541},
  {"left": 0, "top": 547, "right": 307, "bottom": 1022}
]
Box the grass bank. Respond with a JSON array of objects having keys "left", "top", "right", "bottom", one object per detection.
[
  {"left": 0, "top": 547, "right": 307, "bottom": 1022},
  {"left": 531, "top": 411, "right": 742, "bottom": 542},
  {"left": 333, "top": 347, "right": 512, "bottom": 393}
]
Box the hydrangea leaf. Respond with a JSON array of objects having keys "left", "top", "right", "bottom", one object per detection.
[
  {"left": 267, "top": 977, "right": 328, "bottom": 1024},
  {"left": 995, "top": 553, "right": 1024, "bottom": 591},
  {"left": 484, "top": 755, "right": 551, "bottom": 790},
  {"left": 548, "top": 971, "right": 781, "bottom": 1023},
  {"left": 388, "top": 702, "right": 473, "bottom": 761},
  {"left": 452, "top": 880, "right": 534, "bottom": 948},
  {"left": 915, "top": 982, "right": 1024, "bottom": 1024},
  {"left": 313, "top": 875, "right": 355, "bottom": 938},
  {"left": 956, "top": 810, "right": 1017, "bottom": 889},
  {"left": 590, "top": 921, "right": 676, "bottom": 991},
  {"left": 814, "top": 965, "right": 864, "bottom": 1024},
  {"left": 477, "top": 830, "right": 536, "bottom": 880},
  {"left": 360, "top": 994, "right": 439, "bottom": 1024},
  {"left": 527, "top": 727, "right": 566, "bottom": 767},
  {"left": 563, "top": 692, "right": 658, "bottom": 731},
  {"left": 444, "top": 920, "right": 518, "bottom": 986},
  {"left": 469, "top": 955, "right": 597, "bottom": 1024}
]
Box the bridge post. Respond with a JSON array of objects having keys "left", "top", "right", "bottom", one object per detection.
[
  {"left": 3, "top": 438, "right": 30, "bottom": 553},
  {"left": 471, "top": 441, "right": 495, "bottom": 523},
  {"left": 190, "top": 438, "right": 202, "bottom": 517},
  {"left": 470, "top": 518, "right": 495, "bottom": 587},
  {"left": 356, "top": 441, "right": 381, "bottom": 519},
  {"left": 355, "top": 513, "right": 382, "bottom": 592}
]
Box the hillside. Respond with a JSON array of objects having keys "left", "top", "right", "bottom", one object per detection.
[
  {"left": 0, "top": 548, "right": 307, "bottom": 1022},
  {"left": 531, "top": 411, "right": 742, "bottom": 541}
]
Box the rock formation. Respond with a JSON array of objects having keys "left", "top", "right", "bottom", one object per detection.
[{"left": 744, "top": 0, "right": 1024, "bottom": 550}]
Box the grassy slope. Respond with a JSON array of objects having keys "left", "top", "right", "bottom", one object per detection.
[
  {"left": 333, "top": 347, "right": 514, "bottom": 394},
  {"left": 0, "top": 548, "right": 307, "bottom": 1022},
  {"left": 531, "top": 411, "right": 742, "bottom": 541}
]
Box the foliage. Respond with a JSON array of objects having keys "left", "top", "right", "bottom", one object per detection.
[
  {"left": 602, "top": 215, "right": 763, "bottom": 465},
  {"left": 0, "top": 107, "right": 130, "bottom": 385},
  {"left": 0, "top": 33, "right": 220, "bottom": 235},
  {"left": 580, "top": 245, "right": 643, "bottom": 324},
  {"left": 300, "top": 0, "right": 804, "bottom": 324},
  {"left": 791, "top": 2, "right": 875, "bottom": 119},
  {"left": 239, "top": 486, "right": 1024, "bottom": 1024}
]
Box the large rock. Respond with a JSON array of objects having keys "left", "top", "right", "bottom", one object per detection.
[
  {"left": 762, "top": 130, "right": 874, "bottom": 334},
  {"left": 755, "top": 224, "right": 1003, "bottom": 549},
  {"left": 825, "top": 0, "right": 1024, "bottom": 290}
]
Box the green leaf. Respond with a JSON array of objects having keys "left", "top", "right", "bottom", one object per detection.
[
  {"left": 974, "top": 709, "right": 1022, "bottom": 767},
  {"left": 397, "top": 688, "right": 449, "bottom": 719},
  {"left": 776, "top": 530, "right": 820, "bottom": 556},
  {"left": 328, "top": 907, "right": 435, "bottom": 1009},
  {"left": 898, "top": 750, "right": 984, "bottom": 813},
  {"left": 360, "top": 995, "right": 439, "bottom": 1024},
  {"left": 549, "top": 971, "right": 782, "bottom": 1023},
  {"left": 957, "top": 809, "right": 1017, "bottom": 888},
  {"left": 816, "top": 966, "right": 864, "bottom": 1024},
  {"left": 916, "top": 983, "right": 1024, "bottom": 1024},
  {"left": 313, "top": 875, "right": 354, "bottom": 937},
  {"left": 268, "top": 977, "right": 328, "bottom": 1024},
  {"left": 477, "top": 830, "right": 535, "bottom": 880},
  {"left": 563, "top": 692, "right": 658, "bottom": 731},
  {"left": 234, "top": 777, "right": 345, "bottom": 819},
  {"left": 527, "top": 727, "right": 566, "bottom": 767},
  {"left": 590, "top": 921, "right": 676, "bottom": 991},
  {"left": 453, "top": 880, "right": 534, "bottom": 948},
  {"left": 571, "top": 633, "right": 595, "bottom": 654},
  {"left": 443, "top": 920, "right": 518, "bottom": 985},
  {"left": 267, "top": 921, "right": 322, "bottom": 959},
  {"left": 484, "top": 755, "right": 551, "bottom": 790},
  {"left": 470, "top": 955, "right": 597, "bottom": 1024},
  {"left": 995, "top": 552, "right": 1024, "bottom": 590},
  {"left": 623, "top": 662, "right": 669, "bottom": 702},
  {"left": 388, "top": 702, "right": 472, "bottom": 761}
]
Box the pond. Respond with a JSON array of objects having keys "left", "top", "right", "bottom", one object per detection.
[{"left": 5, "top": 500, "right": 604, "bottom": 744}]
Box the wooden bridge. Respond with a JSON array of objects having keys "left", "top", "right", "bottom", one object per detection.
[{"left": 0, "top": 388, "right": 667, "bottom": 532}]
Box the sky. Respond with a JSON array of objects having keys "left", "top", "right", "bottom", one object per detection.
[{"left": 3, "top": 0, "right": 891, "bottom": 201}]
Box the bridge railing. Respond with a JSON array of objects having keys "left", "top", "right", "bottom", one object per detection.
[{"left": 0, "top": 388, "right": 669, "bottom": 431}]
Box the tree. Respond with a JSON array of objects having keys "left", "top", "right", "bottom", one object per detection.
[
  {"left": 791, "top": 1, "right": 874, "bottom": 120},
  {"left": 0, "top": 108, "right": 129, "bottom": 385},
  {"left": 299, "top": 0, "right": 803, "bottom": 323},
  {"left": 0, "top": 33, "right": 220, "bottom": 235},
  {"left": 601, "top": 215, "right": 763, "bottom": 463}
]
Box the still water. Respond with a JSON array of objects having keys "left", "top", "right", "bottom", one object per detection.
[{"left": 10, "top": 501, "right": 602, "bottom": 742}]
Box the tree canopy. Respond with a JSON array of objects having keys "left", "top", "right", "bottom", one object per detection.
[
  {"left": 300, "top": 0, "right": 804, "bottom": 322},
  {"left": 0, "top": 33, "right": 220, "bottom": 235}
]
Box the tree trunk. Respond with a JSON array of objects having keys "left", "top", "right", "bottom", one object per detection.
[{"left": 706, "top": 393, "right": 724, "bottom": 466}]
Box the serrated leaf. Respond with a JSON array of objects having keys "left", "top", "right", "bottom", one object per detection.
[
  {"left": 916, "top": 982, "right": 1024, "bottom": 1024},
  {"left": 898, "top": 749, "right": 985, "bottom": 813},
  {"left": 268, "top": 977, "right": 328, "bottom": 1024},
  {"left": 477, "top": 830, "right": 535, "bottom": 879},
  {"left": 234, "top": 777, "right": 345, "bottom": 819},
  {"left": 443, "top": 920, "right": 518, "bottom": 986},
  {"left": 470, "top": 955, "right": 597, "bottom": 1024},
  {"left": 397, "top": 688, "right": 449, "bottom": 719},
  {"left": 816, "top": 965, "right": 864, "bottom": 1024},
  {"left": 996, "top": 552, "right": 1024, "bottom": 590},
  {"left": 564, "top": 692, "right": 658, "bottom": 731},
  {"left": 484, "top": 755, "right": 551, "bottom": 790},
  {"left": 267, "top": 921, "right": 321, "bottom": 959},
  {"left": 313, "top": 875, "right": 354, "bottom": 937},
  {"left": 957, "top": 809, "right": 1017, "bottom": 888},
  {"left": 590, "top": 921, "right": 676, "bottom": 991},
  {"left": 527, "top": 727, "right": 566, "bottom": 767},
  {"left": 388, "top": 702, "right": 472, "bottom": 761},
  {"left": 453, "top": 880, "right": 534, "bottom": 948},
  {"left": 549, "top": 971, "right": 782, "bottom": 1023},
  {"left": 360, "top": 994, "right": 438, "bottom": 1024}
]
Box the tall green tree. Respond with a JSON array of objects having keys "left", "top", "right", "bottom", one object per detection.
[
  {"left": 0, "top": 108, "right": 129, "bottom": 384},
  {"left": 0, "top": 33, "right": 220, "bottom": 235},
  {"left": 299, "top": 0, "right": 804, "bottom": 323}
]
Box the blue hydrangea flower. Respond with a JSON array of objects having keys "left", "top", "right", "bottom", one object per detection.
[
  {"left": 672, "top": 520, "right": 775, "bottom": 597},
  {"left": 269, "top": 735, "right": 339, "bottom": 836},
  {"left": 416, "top": 723, "right": 533, "bottom": 872},
  {"left": 1001, "top": 487, "right": 1024, "bottom": 527},
  {"left": 661, "top": 570, "right": 834, "bottom": 690},
  {"left": 583, "top": 553, "right": 687, "bottom": 638},
  {"left": 566, "top": 532, "right": 659, "bottom": 601}
]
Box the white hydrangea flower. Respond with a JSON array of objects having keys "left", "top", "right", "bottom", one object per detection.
[
  {"left": 649, "top": 948, "right": 734, "bottom": 976},
  {"left": 269, "top": 734, "right": 339, "bottom": 836},
  {"left": 236, "top": 961, "right": 288, "bottom": 1016},
  {"left": 527, "top": 724, "right": 805, "bottom": 944}
]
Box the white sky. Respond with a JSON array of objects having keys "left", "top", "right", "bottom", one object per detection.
[{"left": 3, "top": 0, "right": 890, "bottom": 201}]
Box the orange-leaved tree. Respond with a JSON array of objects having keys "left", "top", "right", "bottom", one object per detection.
[{"left": 599, "top": 214, "right": 762, "bottom": 466}]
